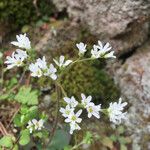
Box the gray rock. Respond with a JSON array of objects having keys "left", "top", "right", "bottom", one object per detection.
[
  {"left": 43, "top": 95, "right": 51, "bottom": 108},
  {"left": 35, "top": 21, "right": 81, "bottom": 55},
  {"left": 52, "top": 0, "right": 150, "bottom": 55},
  {"left": 108, "top": 41, "right": 150, "bottom": 149}
]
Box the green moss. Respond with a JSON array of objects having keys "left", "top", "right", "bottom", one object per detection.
[
  {"left": 60, "top": 60, "right": 120, "bottom": 106},
  {"left": 0, "top": 0, "right": 56, "bottom": 28}
]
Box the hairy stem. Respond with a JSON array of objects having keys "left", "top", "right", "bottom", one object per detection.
[{"left": 46, "top": 84, "right": 61, "bottom": 148}]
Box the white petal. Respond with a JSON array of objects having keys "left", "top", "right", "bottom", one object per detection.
[
  {"left": 64, "top": 60, "right": 72, "bottom": 67},
  {"left": 32, "top": 119, "right": 37, "bottom": 125},
  {"left": 59, "top": 55, "right": 65, "bottom": 64},
  {"left": 50, "top": 74, "right": 57, "bottom": 80},
  {"left": 76, "top": 109, "right": 82, "bottom": 117},
  {"left": 53, "top": 59, "right": 60, "bottom": 66}
]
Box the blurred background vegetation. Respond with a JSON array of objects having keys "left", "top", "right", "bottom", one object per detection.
[{"left": 0, "top": 0, "right": 56, "bottom": 29}]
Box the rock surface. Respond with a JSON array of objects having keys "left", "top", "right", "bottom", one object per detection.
[
  {"left": 35, "top": 20, "right": 81, "bottom": 55},
  {"left": 53, "top": 0, "right": 150, "bottom": 55},
  {"left": 108, "top": 41, "right": 150, "bottom": 150}
]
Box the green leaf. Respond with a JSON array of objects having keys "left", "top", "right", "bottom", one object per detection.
[
  {"left": 0, "top": 135, "right": 13, "bottom": 148},
  {"left": 83, "top": 131, "right": 93, "bottom": 144},
  {"left": 20, "top": 106, "right": 29, "bottom": 114},
  {"left": 0, "top": 94, "right": 9, "bottom": 101},
  {"left": 13, "top": 114, "right": 22, "bottom": 127},
  {"left": 33, "top": 132, "right": 43, "bottom": 138},
  {"left": 19, "top": 129, "right": 30, "bottom": 146},
  {"left": 64, "top": 145, "right": 72, "bottom": 150},
  {"left": 15, "top": 86, "right": 38, "bottom": 105},
  {"left": 109, "top": 135, "right": 117, "bottom": 142},
  {"left": 7, "top": 77, "right": 18, "bottom": 89},
  {"left": 12, "top": 144, "right": 19, "bottom": 150},
  {"left": 14, "top": 106, "right": 38, "bottom": 126},
  {"left": 49, "top": 129, "right": 70, "bottom": 150}
]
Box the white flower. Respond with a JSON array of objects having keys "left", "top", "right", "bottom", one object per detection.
[
  {"left": 36, "top": 56, "right": 47, "bottom": 70},
  {"left": 104, "top": 51, "right": 116, "bottom": 58},
  {"left": 5, "top": 49, "right": 28, "bottom": 69},
  {"left": 27, "top": 119, "right": 44, "bottom": 133},
  {"left": 29, "top": 58, "right": 57, "bottom": 80},
  {"left": 91, "top": 45, "right": 101, "bottom": 58},
  {"left": 29, "top": 63, "right": 42, "bottom": 77},
  {"left": 27, "top": 120, "right": 34, "bottom": 133},
  {"left": 86, "top": 103, "right": 101, "bottom": 119},
  {"left": 97, "top": 41, "right": 112, "bottom": 53},
  {"left": 36, "top": 56, "right": 50, "bottom": 76},
  {"left": 70, "top": 122, "right": 81, "bottom": 134},
  {"left": 47, "top": 64, "right": 57, "bottom": 80},
  {"left": 81, "top": 93, "right": 101, "bottom": 118},
  {"left": 76, "top": 42, "right": 87, "bottom": 55},
  {"left": 91, "top": 41, "right": 116, "bottom": 59},
  {"left": 63, "top": 96, "right": 78, "bottom": 108},
  {"left": 11, "top": 33, "right": 31, "bottom": 49},
  {"left": 32, "top": 119, "right": 44, "bottom": 130},
  {"left": 81, "top": 93, "right": 92, "bottom": 108},
  {"left": 65, "top": 109, "right": 82, "bottom": 134},
  {"left": 65, "top": 109, "right": 82, "bottom": 124},
  {"left": 60, "top": 105, "right": 74, "bottom": 118},
  {"left": 108, "top": 98, "right": 128, "bottom": 124},
  {"left": 53, "top": 55, "right": 72, "bottom": 68}
]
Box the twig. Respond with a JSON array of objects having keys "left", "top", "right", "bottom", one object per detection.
[
  {"left": 0, "top": 122, "right": 8, "bottom": 136},
  {"left": 7, "top": 105, "right": 21, "bottom": 128},
  {"left": 0, "top": 63, "right": 5, "bottom": 92},
  {"left": 56, "top": 81, "right": 67, "bottom": 97}
]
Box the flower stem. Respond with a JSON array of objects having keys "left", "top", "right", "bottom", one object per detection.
[
  {"left": 46, "top": 83, "right": 61, "bottom": 147},
  {"left": 72, "top": 57, "right": 94, "bottom": 64}
]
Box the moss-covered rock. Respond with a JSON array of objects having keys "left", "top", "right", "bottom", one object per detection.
[{"left": 60, "top": 60, "right": 120, "bottom": 106}]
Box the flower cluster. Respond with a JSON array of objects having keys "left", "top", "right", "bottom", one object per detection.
[
  {"left": 5, "top": 33, "right": 30, "bottom": 69},
  {"left": 76, "top": 42, "right": 87, "bottom": 56},
  {"left": 81, "top": 93, "right": 101, "bottom": 119},
  {"left": 5, "top": 49, "right": 28, "bottom": 69},
  {"left": 5, "top": 34, "right": 72, "bottom": 81},
  {"left": 5, "top": 34, "right": 116, "bottom": 81},
  {"left": 60, "top": 96, "right": 82, "bottom": 134},
  {"left": 91, "top": 41, "right": 116, "bottom": 59},
  {"left": 60, "top": 95, "right": 127, "bottom": 134},
  {"left": 11, "top": 33, "right": 31, "bottom": 50},
  {"left": 108, "top": 98, "right": 128, "bottom": 124},
  {"left": 27, "top": 119, "right": 44, "bottom": 133},
  {"left": 29, "top": 56, "right": 57, "bottom": 80},
  {"left": 53, "top": 55, "right": 72, "bottom": 68},
  {"left": 5, "top": 33, "right": 128, "bottom": 136},
  {"left": 76, "top": 41, "right": 116, "bottom": 58}
]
